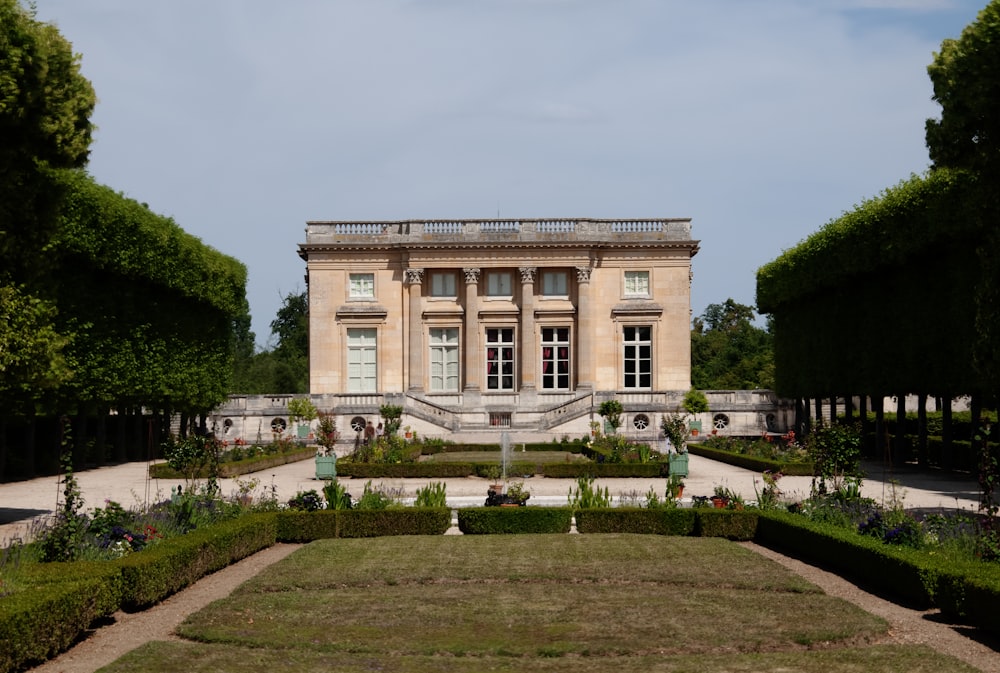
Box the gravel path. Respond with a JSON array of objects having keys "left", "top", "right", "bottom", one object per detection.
[{"left": 24, "top": 538, "right": 1000, "bottom": 673}]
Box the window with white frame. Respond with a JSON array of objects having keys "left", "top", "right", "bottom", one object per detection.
[
  {"left": 541, "top": 327, "right": 571, "bottom": 390},
  {"left": 485, "top": 327, "right": 515, "bottom": 390},
  {"left": 346, "top": 328, "right": 377, "bottom": 392},
  {"left": 349, "top": 273, "right": 375, "bottom": 299},
  {"left": 624, "top": 270, "right": 650, "bottom": 297},
  {"left": 486, "top": 271, "right": 512, "bottom": 297},
  {"left": 623, "top": 325, "right": 651, "bottom": 389},
  {"left": 430, "top": 272, "right": 457, "bottom": 297},
  {"left": 429, "top": 327, "right": 459, "bottom": 392},
  {"left": 541, "top": 270, "right": 568, "bottom": 296}
]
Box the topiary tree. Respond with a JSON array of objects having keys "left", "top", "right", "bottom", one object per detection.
[
  {"left": 379, "top": 404, "right": 403, "bottom": 436},
  {"left": 598, "top": 399, "right": 623, "bottom": 433},
  {"left": 682, "top": 388, "right": 709, "bottom": 414}
]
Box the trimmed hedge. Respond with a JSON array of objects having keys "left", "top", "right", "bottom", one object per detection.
[
  {"left": 575, "top": 508, "right": 696, "bottom": 535},
  {"left": 756, "top": 510, "right": 937, "bottom": 608},
  {"left": 0, "top": 567, "right": 122, "bottom": 673},
  {"left": 694, "top": 509, "right": 759, "bottom": 540},
  {"left": 687, "top": 444, "right": 813, "bottom": 476},
  {"left": 458, "top": 507, "right": 573, "bottom": 534},
  {"left": 275, "top": 508, "right": 451, "bottom": 541},
  {"left": 148, "top": 449, "right": 315, "bottom": 480},
  {"left": 113, "top": 513, "right": 277, "bottom": 610},
  {"left": 541, "top": 462, "right": 666, "bottom": 478},
  {"left": 336, "top": 462, "right": 475, "bottom": 478}
]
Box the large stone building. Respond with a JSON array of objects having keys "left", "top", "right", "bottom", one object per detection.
[{"left": 297, "top": 218, "right": 700, "bottom": 439}]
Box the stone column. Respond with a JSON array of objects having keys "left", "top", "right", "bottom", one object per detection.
[
  {"left": 405, "top": 268, "right": 424, "bottom": 393},
  {"left": 519, "top": 267, "right": 537, "bottom": 404},
  {"left": 463, "top": 268, "right": 481, "bottom": 399},
  {"left": 576, "top": 266, "right": 593, "bottom": 391}
]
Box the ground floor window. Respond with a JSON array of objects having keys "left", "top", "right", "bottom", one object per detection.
[
  {"left": 429, "top": 327, "right": 459, "bottom": 392},
  {"left": 347, "top": 328, "right": 377, "bottom": 392},
  {"left": 541, "top": 327, "right": 570, "bottom": 390},
  {"left": 485, "top": 327, "right": 515, "bottom": 390},
  {"left": 623, "top": 325, "right": 651, "bottom": 389}
]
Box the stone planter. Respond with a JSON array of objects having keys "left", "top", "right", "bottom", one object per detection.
[{"left": 315, "top": 455, "right": 337, "bottom": 480}]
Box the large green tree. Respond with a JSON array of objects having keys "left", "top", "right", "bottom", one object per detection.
[
  {"left": 0, "top": 0, "right": 95, "bottom": 412},
  {"left": 230, "top": 290, "right": 309, "bottom": 394},
  {"left": 1, "top": 0, "right": 96, "bottom": 280},
  {"left": 691, "top": 299, "right": 774, "bottom": 390},
  {"left": 926, "top": 0, "right": 1000, "bottom": 398}
]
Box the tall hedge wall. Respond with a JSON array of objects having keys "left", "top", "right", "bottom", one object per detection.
[{"left": 755, "top": 169, "right": 986, "bottom": 398}]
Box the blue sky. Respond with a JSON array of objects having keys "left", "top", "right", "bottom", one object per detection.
[{"left": 33, "top": 0, "right": 986, "bottom": 347}]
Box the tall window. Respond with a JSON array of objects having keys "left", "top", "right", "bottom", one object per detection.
[
  {"left": 485, "top": 328, "right": 515, "bottom": 390},
  {"left": 623, "top": 325, "right": 651, "bottom": 389},
  {"left": 486, "top": 271, "right": 512, "bottom": 297},
  {"left": 429, "top": 328, "right": 459, "bottom": 392},
  {"left": 541, "top": 327, "right": 570, "bottom": 390},
  {"left": 349, "top": 273, "right": 375, "bottom": 299},
  {"left": 541, "top": 271, "right": 568, "bottom": 296},
  {"left": 430, "top": 272, "right": 456, "bottom": 297},
  {"left": 347, "top": 328, "right": 377, "bottom": 392},
  {"left": 624, "top": 270, "right": 650, "bottom": 297}
]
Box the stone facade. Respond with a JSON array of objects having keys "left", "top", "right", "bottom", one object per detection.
[{"left": 297, "top": 218, "right": 701, "bottom": 436}]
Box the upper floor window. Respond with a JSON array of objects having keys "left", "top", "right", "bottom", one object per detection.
[
  {"left": 486, "top": 271, "right": 513, "bottom": 297},
  {"left": 430, "top": 272, "right": 457, "bottom": 297},
  {"left": 541, "top": 271, "right": 568, "bottom": 297},
  {"left": 349, "top": 273, "right": 375, "bottom": 299},
  {"left": 624, "top": 270, "right": 650, "bottom": 297}
]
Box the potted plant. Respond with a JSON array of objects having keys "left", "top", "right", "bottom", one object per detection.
[
  {"left": 599, "top": 399, "right": 623, "bottom": 435},
  {"left": 666, "top": 474, "right": 685, "bottom": 500},
  {"left": 505, "top": 480, "right": 530, "bottom": 506},
  {"left": 314, "top": 411, "right": 338, "bottom": 480},
  {"left": 484, "top": 464, "right": 504, "bottom": 494},
  {"left": 682, "top": 388, "right": 709, "bottom": 436},
  {"left": 660, "top": 413, "right": 690, "bottom": 477},
  {"left": 287, "top": 397, "right": 319, "bottom": 439},
  {"left": 711, "top": 485, "right": 731, "bottom": 509}
]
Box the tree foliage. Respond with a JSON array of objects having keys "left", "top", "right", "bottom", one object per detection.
[
  {"left": 690, "top": 299, "right": 774, "bottom": 390},
  {"left": 925, "top": 0, "right": 1000, "bottom": 180},
  {"left": 229, "top": 290, "right": 309, "bottom": 394},
  {"left": 0, "top": 0, "right": 96, "bottom": 282},
  {"left": 925, "top": 1, "right": 1000, "bottom": 397}
]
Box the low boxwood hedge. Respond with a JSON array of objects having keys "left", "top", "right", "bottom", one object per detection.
[
  {"left": 113, "top": 513, "right": 277, "bottom": 610},
  {"left": 458, "top": 507, "right": 573, "bottom": 534},
  {"left": 0, "top": 568, "right": 122, "bottom": 673},
  {"left": 275, "top": 508, "right": 451, "bottom": 541},
  {"left": 575, "top": 508, "right": 696, "bottom": 535},
  {"left": 694, "top": 509, "right": 759, "bottom": 540},
  {"left": 687, "top": 444, "right": 813, "bottom": 476},
  {"left": 148, "top": 449, "right": 315, "bottom": 479}
]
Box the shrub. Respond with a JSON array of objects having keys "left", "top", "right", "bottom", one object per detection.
[{"left": 458, "top": 507, "right": 573, "bottom": 535}]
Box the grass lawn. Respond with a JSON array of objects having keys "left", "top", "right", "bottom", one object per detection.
[{"left": 100, "top": 535, "right": 980, "bottom": 673}]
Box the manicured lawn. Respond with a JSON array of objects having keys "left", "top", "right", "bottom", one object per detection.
[{"left": 100, "top": 535, "right": 979, "bottom": 673}]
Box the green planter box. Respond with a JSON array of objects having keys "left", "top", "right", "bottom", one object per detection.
[
  {"left": 315, "top": 455, "right": 337, "bottom": 480},
  {"left": 669, "top": 452, "right": 689, "bottom": 477},
  {"left": 297, "top": 424, "right": 311, "bottom": 439}
]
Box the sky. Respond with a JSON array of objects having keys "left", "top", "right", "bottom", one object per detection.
[{"left": 32, "top": 0, "right": 987, "bottom": 348}]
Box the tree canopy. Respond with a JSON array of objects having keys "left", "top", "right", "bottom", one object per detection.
[
  {"left": 925, "top": 0, "right": 1000, "bottom": 180},
  {"left": 229, "top": 290, "right": 309, "bottom": 394},
  {"left": 691, "top": 299, "right": 774, "bottom": 390}
]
